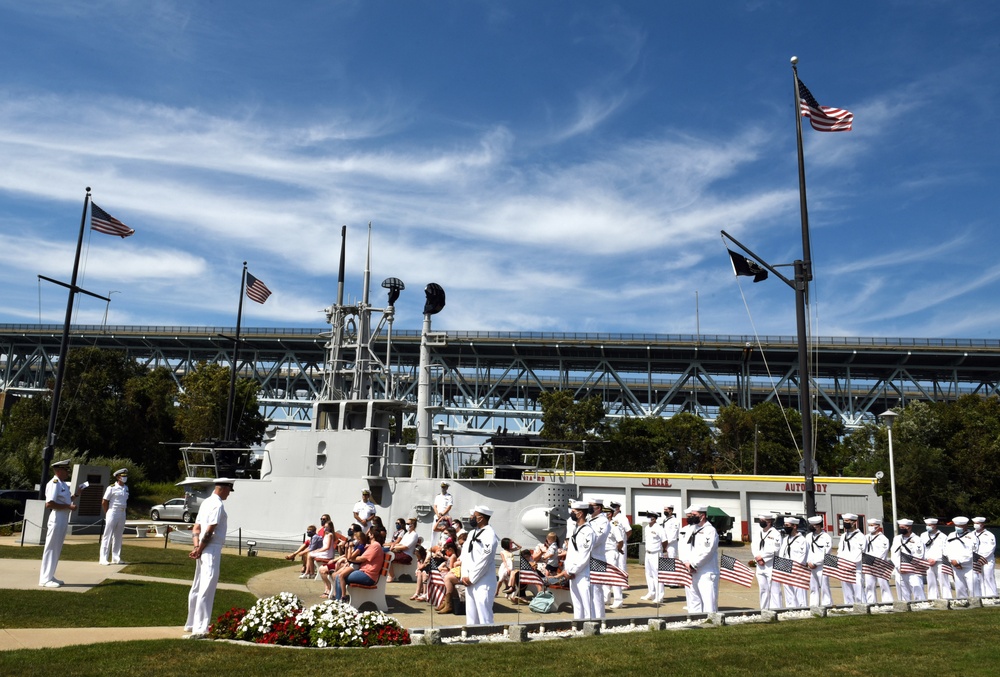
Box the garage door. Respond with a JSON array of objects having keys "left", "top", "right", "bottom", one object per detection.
[
  {"left": 689, "top": 490, "right": 742, "bottom": 542},
  {"left": 633, "top": 488, "right": 682, "bottom": 523},
  {"left": 748, "top": 493, "right": 805, "bottom": 545}
]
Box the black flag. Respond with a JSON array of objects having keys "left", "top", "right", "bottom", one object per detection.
[{"left": 728, "top": 249, "right": 768, "bottom": 283}]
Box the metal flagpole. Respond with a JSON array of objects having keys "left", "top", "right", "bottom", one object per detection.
[{"left": 224, "top": 262, "right": 248, "bottom": 442}]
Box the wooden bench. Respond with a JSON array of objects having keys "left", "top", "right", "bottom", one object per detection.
[{"left": 348, "top": 552, "right": 394, "bottom": 612}]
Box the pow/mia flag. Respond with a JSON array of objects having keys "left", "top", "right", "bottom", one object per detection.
[{"left": 728, "top": 249, "right": 768, "bottom": 283}]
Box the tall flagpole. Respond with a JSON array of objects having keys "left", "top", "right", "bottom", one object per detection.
[
  {"left": 38, "top": 188, "right": 93, "bottom": 498},
  {"left": 790, "top": 56, "right": 816, "bottom": 518},
  {"left": 224, "top": 262, "right": 248, "bottom": 442}
]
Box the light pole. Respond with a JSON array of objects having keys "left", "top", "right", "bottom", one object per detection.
[{"left": 879, "top": 409, "right": 900, "bottom": 534}]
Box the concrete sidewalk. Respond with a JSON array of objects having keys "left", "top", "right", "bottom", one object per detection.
[{"left": 0, "top": 626, "right": 185, "bottom": 651}]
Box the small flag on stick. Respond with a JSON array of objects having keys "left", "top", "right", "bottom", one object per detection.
[
  {"left": 518, "top": 554, "right": 544, "bottom": 588},
  {"left": 427, "top": 569, "right": 446, "bottom": 608},
  {"left": 772, "top": 555, "right": 811, "bottom": 590},
  {"left": 719, "top": 554, "right": 754, "bottom": 588},
  {"left": 862, "top": 553, "right": 895, "bottom": 580},
  {"left": 590, "top": 557, "right": 629, "bottom": 587},
  {"left": 821, "top": 553, "right": 857, "bottom": 584},
  {"left": 900, "top": 553, "right": 930, "bottom": 575},
  {"left": 656, "top": 556, "right": 693, "bottom": 588}
]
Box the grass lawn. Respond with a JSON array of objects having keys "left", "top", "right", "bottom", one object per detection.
[
  {"left": 0, "top": 543, "right": 289, "bottom": 584},
  {"left": 0, "top": 608, "right": 997, "bottom": 676}
]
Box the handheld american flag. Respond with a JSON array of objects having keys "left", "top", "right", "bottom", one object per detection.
[
  {"left": 862, "top": 553, "right": 895, "bottom": 580},
  {"left": 798, "top": 80, "right": 854, "bottom": 132},
  {"left": 900, "top": 553, "right": 931, "bottom": 575},
  {"left": 719, "top": 554, "right": 754, "bottom": 588},
  {"left": 656, "top": 556, "right": 692, "bottom": 588},
  {"left": 772, "top": 555, "right": 811, "bottom": 590},
  {"left": 589, "top": 557, "right": 629, "bottom": 587},
  {"left": 90, "top": 203, "right": 135, "bottom": 238},
  {"left": 940, "top": 560, "right": 955, "bottom": 578},
  {"left": 822, "top": 553, "right": 858, "bottom": 584},
  {"left": 974, "top": 553, "right": 988, "bottom": 575},
  {"left": 246, "top": 272, "right": 272, "bottom": 304},
  {"left": 518, "top": 554, "right": 544, "bottom": 588},
  {"left": 427, "top": 569, "right": 446, "bottom": 608}
]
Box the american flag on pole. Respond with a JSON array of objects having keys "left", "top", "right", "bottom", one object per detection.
[
  {"left": 900, "top": 553, "right": 931, "bottom": 575},
  {"left": 719, "top": 554, "right": 754, "bottom": 588},
  {"left": 90, "top": 203, "right": 135, "bottom": 238},
  {"left": 245, "top": 272, "right": 272, "bottom": 304},
  {"left": 656, "top": 556, "right": 692, "bottom": 588},
  {"left": 772, "top": 555, "right": 811, "bottom": 590},
  {"left": 589, "top": 557, "right": 629, "bottom": 587},
  {"left": 862, "top": 553, "right": 895, "bottom": 580},
  {"left": 974, "top": 553, "right": 988, "bottom": 575},
  {"left": 822, "top": 553, "right": 858, "bottom": 584},
  {"left": 798, "top": 80, "right": 854, "bottom": 132},
  {"left": 427, "top": 569, "right": 446, "bottom": 608},
  {"left": 518, "top": 554, "right": 544, "bottom": 588}
]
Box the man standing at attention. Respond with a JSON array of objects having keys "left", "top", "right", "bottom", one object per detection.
[
  {"left": 99, "top": 468, "right": 129, "bottom": 566},
  {"left": 678, "top": 504, "right": 719, "bottom": 613},
  {"left": 837, "top": 513, "right": 864, "bottom": 604},
  {"left": 185, "top": 479, "right": 234, "bottom": 637},
  {"left": 39, "top": 459, "right": 78, "bottom": 588},
  {"left": 565, "top": 500, "right": 595, "bottom": 620},
  {"left": 460, "top": 505, "right": 499, "bottom": 625},
  {"left": 434, "top": 482, "right": 454, "bottom": 523},
  {"left": 751, "top": 513, "right": 781, "bottom": 609},
  {"left": 973, "top": 517, "right": 996, "bottom": 597},
  {"left": 352, "top": 489, "right": 376, "bottom": 530},
  {"left": 587, "top": 497, "right": 610, "bottom": 619},
  {"left": 921, "top": 518, "right": 951, "bottom": 600}
]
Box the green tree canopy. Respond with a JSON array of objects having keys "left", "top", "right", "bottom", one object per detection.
[{"left": 175, "top": 362, "right": 266, "bottom": 445}]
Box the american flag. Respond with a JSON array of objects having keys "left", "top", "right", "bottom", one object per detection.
[
  {"left": 519, "top": 554, "right": 544, "bottom": 588},
  {"left": 656, "top": 556, "right": 692, "bottom": 588},
  {"left": 940, "top": 560, "right": 955, "bottom": 578},
  {"left": 590, "top": 557, "right": 629, "bottom": 587},
  {"left": 798, "top": 80, "right": 854, "bottom": 132},
  {"left": 427, "top": 569, "right": 446, "bottom": 608},
  {"left": 719, "top": 554, "right": 754, "bottom": 588},
  {"left": 862, "top": 553, "right": 895, "bottom": 580},
  {"left": 245, "top": 272, "right": 272, "bottom": 304},
  {"left": 822, "top": 553, "right": 858, "bottom": 584},
  {"left": 772, "top": 555, "right": 811, "bottom": 590},
  {"left": 90, "top": 203, "right": 135, "bottom": 238},
  {"left": 974, "top": 553, "right": 988, "bottom": 575},
  {"left": 900, "top": 553, "right": 931, "bottom": 575}
]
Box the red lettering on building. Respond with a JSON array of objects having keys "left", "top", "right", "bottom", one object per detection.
[
  {"left": 784, "top": 482, "right": 827, "bottom": 493},
  {"left": 641, "top": 478, "right": 673, "bottom": 488}
]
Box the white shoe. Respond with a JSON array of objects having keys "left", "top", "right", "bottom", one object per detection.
[
  {"left": 652, "top": 597, "right": 664, "bottom": 603},
  {"left": 100, "top": 561, "right": 110, "bottom": 566},
  {"left": 52, "top": 578, "right": 65, "bottom": 585},
  {"left": 42, "top": 580, "right": 62, "bottom": 588},
  {"left": 299, "top": 573, "right": 310, "bottom": 579},
  {"left": 640, "top": 594, "right": 651, "bottom": 601},
  {"left": 610, "top": 600, "right": 623, "bottom": 609}
]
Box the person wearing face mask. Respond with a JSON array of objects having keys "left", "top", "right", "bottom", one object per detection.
[
  {"left": 99, "top": 468, "right": 129, "bottom": 566},
  {"left": 863, "top": 518, "right": 894, "bottom": 603},
  {"left": 284, "top": 523, "right": 323, "bottom": 577},
  {"left": 890, "top": 518, "right": 926, "bottom": 602},
  {"left": 677, "top": 504, "right": 719, "bottom": 613},
  {"left": 921, "top": 518, "right": 951, "bottom": 600},
  {"left": 972, "top": 517, "right": 996, "bottom": 596},
  {"left": 946, "top": 516, "right": 980, "bottom": 598},
  {"left": 460, "top": 505, "right": 499, "bottom": 625},
  {"left": 641, "top": 512, "right": 666, "bottom": 602},
  {"left": 805, "top": 516, "right": 833, "bottom": 606},
  {"left": 565, "top": 500, "right": 596, "bottom": 620},
  {"left": 750, "top": 513, "right": 781, "bottom": 609},
  {"left": 837, "top": 513, "right": 864, "bottom": 604},
  {"left": 388, "top": 518, "right": 420, "bottom": 582},
  {"left": 779, "top": 518, "right": 809, "bottom": 608},
  {"left": 660, "top": 505, "right": 681, "bottom": 561},
  {"left": 587, "top": 498, "right": 610, "bottom": 619}
]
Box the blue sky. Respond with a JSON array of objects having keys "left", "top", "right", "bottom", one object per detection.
[{"left": 2, "top": 1, "right": 999, "bottom": 339}]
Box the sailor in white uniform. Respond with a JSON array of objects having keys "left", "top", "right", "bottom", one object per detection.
[
  {"left": 751, "top": 513, "right": 781, "bottom": 609},
  {"left": 605, "top": 502, "right": 627, "bottom": 608},
  {"left": 837, "top": 513, "right": 864, "bottom": 604},
  {"left": 921, "top": 518, "right": 951, "bottom": 600},
  {"left": 185, "top": 479, "right": 233, "bottom": 636},
  {"left": 661, "top": 505, "right": 680, "bottom": 560},
  {"left": 641, "top": 512, "right": 666, "bottom": 602},
  {"left": 677, "top": 503, "right": 719, "bottom": 613},
  {"left": 863, "top": 518, "right": 894, "bottom": 603},
  {"left": 565, "top": 500, "right": 595, "bottom": 620},
  {"left": 946, "top": 516, "right": 980, "bottom": 599},
  {"left": 805, "top": 516, "right": 833, "bottom": 606},
  {"left": 433, "top": 482, "right": 454, "bottom": 522},
  {"left": 38, "top": 459, "right": 78, "bottom": 587},
  {"left": 352, "top": 489, "right": 377, "bottom": 530},
  {"left": 460, "top": 505, "right": 499, "bottom": 625},
  {"left": 587, "top": 497, "right": 610, "bottom": 619},
  {"left": 890, "top": 518, "right": 926, "bottom": 602},
  {"left": 972, "top": 517, "right": 996, "bottom": 597},
  {"left": 99, "top": 468, "right": 129, "bottom": 565},
  {"left": 779, "top": 518, "right": 809, "bottom": 608}
]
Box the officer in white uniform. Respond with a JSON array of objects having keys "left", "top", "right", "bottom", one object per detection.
[
  {"left": 661, "top": 505, "right": 680, "bottom": 560},
  {"left": 972, "top": 517, "right": 996, "bottom": 596},
  {"left": 433, "top": 482, "right": 454, "bottom": 522},
  {"left": 185, "top": 479, "right": 233, "bottom": 636},
  {"left": 678, "top": 504, "right": 719, "bottom": 613},
  {"left": 587, "top": 497, "right": 610, "bottom": 619},
  {"left": 863, "top": 518, "right": 894, "bottom": 603},
  {"left": 460, "top": 505, "right": 499, "bottom": 625},
  {"left": 779, "top": 518, "right": 809, "bottom": 608},
  {"left": 99, "top": 468, "right": 129, "bottom": 565},
  {"left": 605, "top": 503, "right": 627, "bottom": 608},
  {"left": 352, "top": 489, "right": 377, "bottom": 529},
  {"left": 610, "top": 501, "right": 632, "bottom": 539},
  {"left": 751, "top": 513, "right": 781, "bottom": 609},
  {"left": 38, "top": 459, "right": 78, "bottom": 587},
  {"left": 891, "top": 518, "right": 926, "bottom": 602},
  {"left": 641, "top": 512, "right": 666, "bottom": 602},
  {"left": 805, "top": 516, "right": 833, "bottom": 606},
  {"left": 565, "top": 500, "right": 595, "bottom": 620},
  {"left": 921, "top": 518, "right": 951, "bottom": 600},
  {"left": 837, "top": 513, "right": 864, "bottom": 604},
  {"left": 946, "top": 516, "right": 980, "bottom": 598}
]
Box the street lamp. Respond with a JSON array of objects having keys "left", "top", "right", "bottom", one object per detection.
[{"left": 879, "top": 409, "right": 900, "bottom": 534}]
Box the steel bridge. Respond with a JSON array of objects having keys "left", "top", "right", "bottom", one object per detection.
[{"left": 2, "top": 324, "right": 999, "bottom": 435}]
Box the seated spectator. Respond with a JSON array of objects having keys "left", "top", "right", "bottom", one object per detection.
[
  {"left": 410, "top": 545, "right": 430, "bottom": 601},
  {"left": 388, "top": 517, "right": 419, "bottom": 581},
  {"left": 332, "top": 528, "right": 386, "bottom": 602},
  {"left": 532, "top": 531, "right": 562, "bottom": 576},
  {"left": 284, "top": 524, "right": 323, "bottom": 578},
  {"left": 497, "top": 537, "right": 523, "bottom": 595},
  {"left": 542, "top": 559, "right": 569, "bottom": 588},
  {"left": 390, "top": 518, "right": 406, "bottom": 545},
  {"left": 435, "top": 541, "right": 462, "bottom": 613},
  {"left": 310, "top": 519, "right": 340, "bottom": 595}
]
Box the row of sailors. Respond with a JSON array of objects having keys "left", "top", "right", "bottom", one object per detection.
[{"left": 752, "top": 512, "right": 997, "bottom": 609}]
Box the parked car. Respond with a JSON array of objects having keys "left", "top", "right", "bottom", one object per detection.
[{"left": 150, "top": 498, "right": 195, "bottom": 523}]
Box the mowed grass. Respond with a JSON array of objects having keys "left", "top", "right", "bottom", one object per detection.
[
  {"left": 0, "top": 543, "right": 289, "bottom": 584},
  {"left": 0, "top": 608, "right": 998, "bottom": 676}
]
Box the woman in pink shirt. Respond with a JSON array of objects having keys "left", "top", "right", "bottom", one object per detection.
[{"left": 333, "top": 530, "right": 385, "bottom": 601}]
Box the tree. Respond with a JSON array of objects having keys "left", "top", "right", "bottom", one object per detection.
[
  {"left": 655, "top": 412, "right": 715, "bottom": 473},
  {"left": 175, "top": 362, "right": 266, "bottom": 445},
  {"left": 538, "top": 391, "right": 607, "bottom": 469},
  {"left": 598, "top": 415, "right": 668, "bottom": 472}
]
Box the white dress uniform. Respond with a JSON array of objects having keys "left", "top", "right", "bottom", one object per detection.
[
  {"left": 605, "top": 519, "right": 626, "bottom": 605},
  {"left": 565, "top": 518, "right": 596, "bottom": 620},
  {"left": 643, "top": 519, "right": 666, "bottom": 601},
  {"left": 587, "top": 509, "right": 610, "bottom": 619},
  {"left": 38, "top": 473, "right": 74, "bottom": 586},
  {"left": 890, "top": 529, "right": 926, "bottom": 602},
  {"left": 973, "top": 519, "right": 996, "bottom": 597},
  {"left": 780, "top": 530, "right": 809, "bottom": 608},
  {"left": 353, "top": 498, "right": 376, "bottom": 529},
  {"left": 462, "top": 520, "right": 499, "bottom": 625},
  {"left": 678, "top": 512, "right": 719, "bottom": 613},
  {"left": 806, "top": 524, "right": 833, "bottom": 606},
  {"left": 433, "top": 491, "right": 454, "bottom": 519},
  {"left": 921, "top": 523, "right": 951, "bottom": 600},
  {"left": 946, "top": 520, "right": 980, "bottom": 599},
  {"left": 99, "top": 478, "right": 129, "bottom": 565},
  {"left": 837, "top": 526, "right": 864, "bottom": 604},
  {"left": 751, "top": 520, "right": 782, "bottom": 609},
  {"left": 185, "top": 491, "right": 228, "bottom": 635},
  {"left": 863, "top": 529, "right": 894, "bottom": 603},
  {"left": 661, "top": 513, "right": 680, "bottom": 559}
]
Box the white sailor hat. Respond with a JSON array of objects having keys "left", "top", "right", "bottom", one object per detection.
[
  {"left": 214, "top": 478, "right": 236, "bottom": 490},
  {"left": 953, "top": 516, "right": 970, "bottom": 526},
  {"left": 686, "top": 504, "right": 708, "bottom": 514},
  {"left": 51, "top": 459, "right": 71, "bottom": 469},
  {"left": 807, "top": 516, "right": 824, "bottom": 525},
  {"left": 842, "top": 513, "right": 858, "bottom": 521},
  {"left": 609, "top": 501, "right": 621, "bottom": 509},
  {"left": 571, "top": 500, "right": 590, "bottom": 510},
  {"left": 923, "top": 517, "right": 938, "bottom": 525},
  {"left": 589, "top": 497, "right": 605, "bottom": 506},
  {"left": 113, "top": 468, "right": 128, "bottom": 477},
  {"left": 973, "top": 517, "right": 987, "bottom": 524},
  {"left": 867, "top": 518, "right": 882, "bottom": 525},
  {"left": 472, "top": 504, "right": 493, "bottom": 517},
  {"left": 757, "top": 512, "right": 776, "bottom": 520},
  {"left": 897, "top": 518, "right": 913, "bottom": 526}
]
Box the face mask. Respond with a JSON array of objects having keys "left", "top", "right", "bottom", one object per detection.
[
  {"left": 686, "top": 515, "right": 700, "bottom": 526},
  {"left": 867, "top": 526, "right": 877, "bottom": 535},
  {"left": 843, "top": 523, "right": 854, "bottom": 531},
  {"left": 784, "top": 526, "right": 794, "bottom": 534},
  {"left": 759, "top": 520, "right": 770, "bottom": 529},
  {"left": 899, "top": 528, "right": 910, "bottom": 536},
  {"left": 955, "top": 527, "right": 965, "bottom": 534},
  {"left": 120, "top": 477, "right": 128, "bottom": 483},
  {"left": 307, "top": 531, "right": 316, "bottom": 537}
]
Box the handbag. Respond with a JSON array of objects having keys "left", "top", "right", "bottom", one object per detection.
[{"left": 528, "top": 590, "right": 556, "bottom": 613}]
